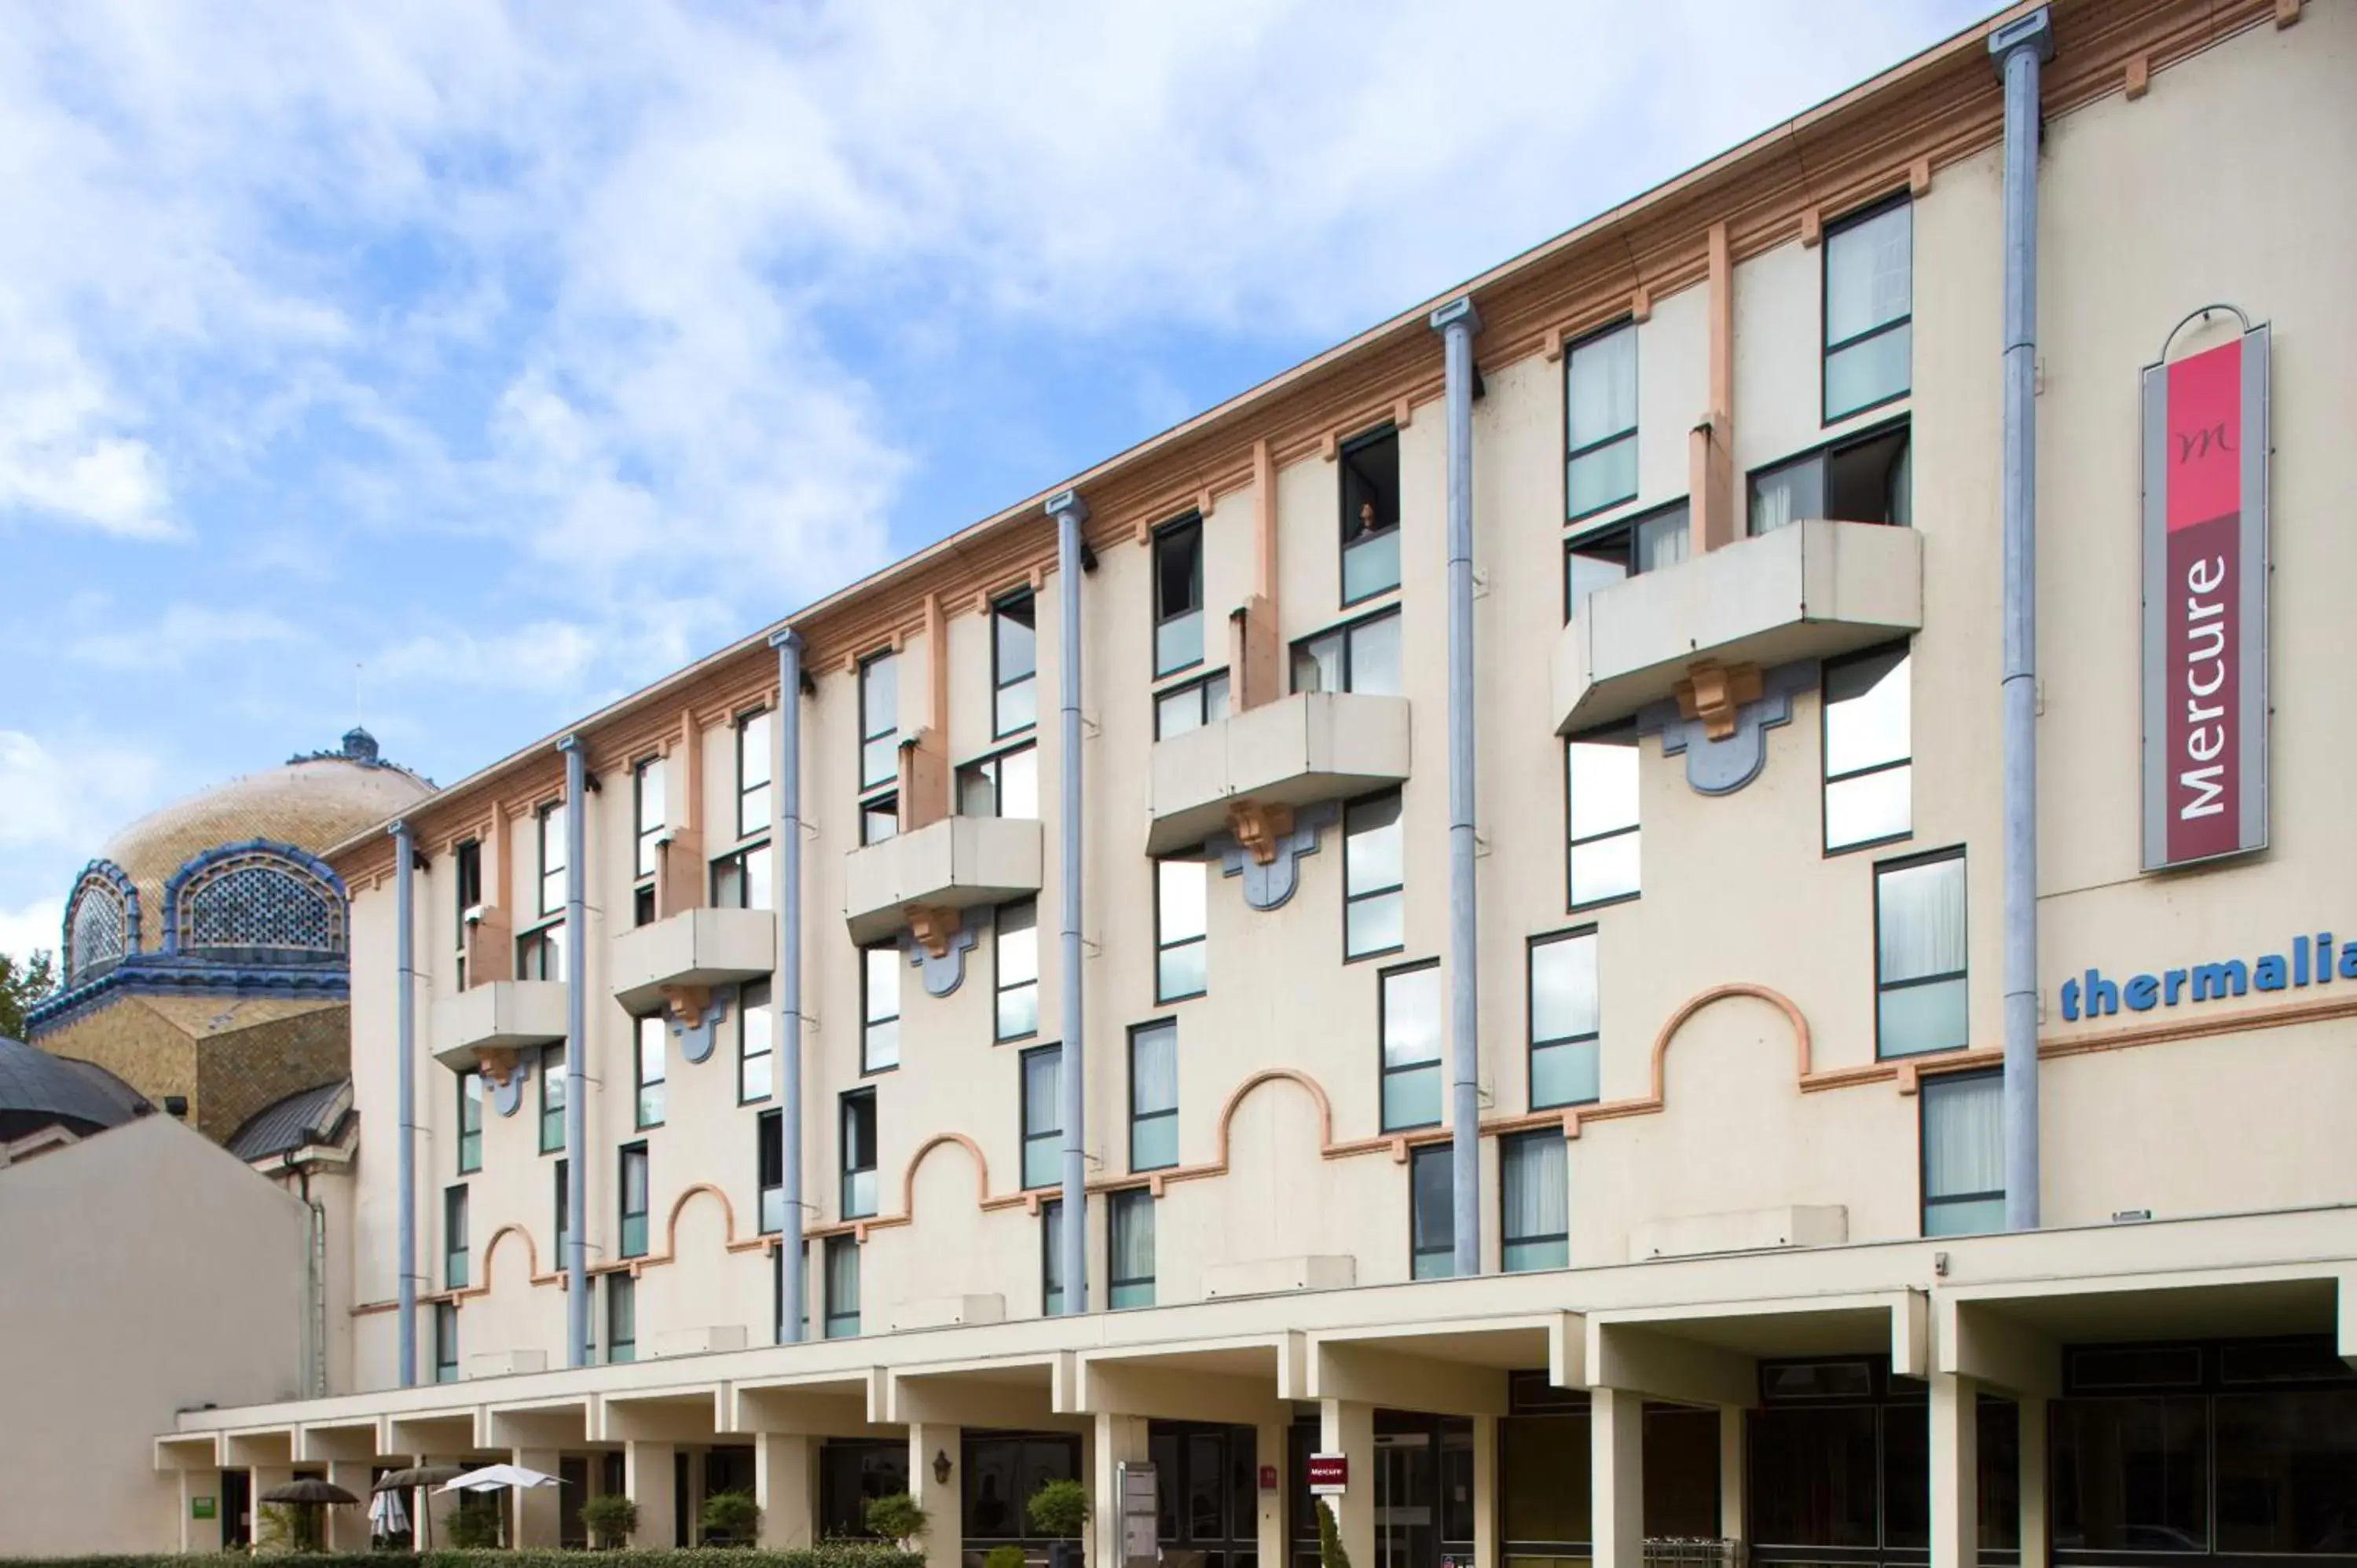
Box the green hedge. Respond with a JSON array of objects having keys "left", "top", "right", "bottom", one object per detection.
[{"left": 10, "top": 1550, "right": 925, "bottom": 1568}]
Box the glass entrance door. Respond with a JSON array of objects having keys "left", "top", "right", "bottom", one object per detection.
[{"left": 1374, "top": 1433, "right": 1436, "bottom": 1568}]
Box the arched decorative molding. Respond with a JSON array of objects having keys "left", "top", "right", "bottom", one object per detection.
[
  {"left": 1648, "top": 982, "right": 1813, "bottom": 1101},
  {"left": 658, "top": 1181, "right": 762, "bottom": 1261},
  {"left": 62, "top": 859, "right": 140, "bottom": 984},
  {"left": 897, "top": 1131, "right": 997, "bottom": 1219},
  {"left": 478, "top": 1223, "right": 545, "bottom": 1286},
  {"left": 1211, "top": 1068, "right": 1336, "bottom": 1167},
  {"left": 162, "top": 839, "right": 349, "bottom": 958}
]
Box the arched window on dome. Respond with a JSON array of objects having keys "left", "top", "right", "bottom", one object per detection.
[
  {"left": 170, "top": 846, "right": 347, "bottom": 959},
  {"left": 64, "top": 867, "right": 134, "bottom": 984}
]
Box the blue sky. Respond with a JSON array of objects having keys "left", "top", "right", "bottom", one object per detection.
[{"left": 0, "top": 0, "right": 1989, "bottom": 963}]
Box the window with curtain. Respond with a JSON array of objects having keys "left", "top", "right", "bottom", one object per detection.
[
  {"left": 736, "top": 709, "right": 773, "bottom": 839},
  {"left": 859, "top": 653, "right": 899, "bottom": 792},
  {"left": 1154, "top": 516, "right": 1205, "bottom": 676},
  {"left": 841, "top": 1090, "right": 878, "bottom": 1218},
  {"left": 758, "top": 1108, "right": 784, "bottom": 1234},
  {"left": 1567, "top": 727, "right": 1641, "bottom": 907},
  {"left": 1343, "top": 790, "right": 1406, "bottom": 961},
  {"left": 434, "top": 1302, "right": 459, "bottom": 1383},
  {"left": 995, "top": 901, "right": 1039, "bottom": 1040},
  {"left": 1040, "top": 1198, "right": 1066, "bottom": 1316},
  {"left": 1380, "top": 961, "right": 1443, "bottom": 1131},
  {"left": 635, "top": 1013, "right": 668, "bottom": 1127},
  {"left": 1750, "top": 422, "right": 1912, "bottom": 537},
  {"left": 1154, "top": 670, "right": 1230, "bottom": 739},
  {"left": 993, "top": 592, "right": 1038, "bottom": 737},
  {"left": 1340, "top": 424, "right": 1402, "bottom": 604},
  {"left": 1157, "top": 858, "right": 1208, "bottom": 1001},
  {"left": 607, "top": 1274, "right": 636, "bottom": 1364},
  {"left": 1290, "top": 606, "right": 1402, "bottom": 698},
  {"left": 618, "top": 1143, "right": 649, "bottom": 1258},
  {"left": 1921, "top": 1071, "right": 2003, "bottom": 1236},
  {"left": 539, "top": 1043, "right": 565, "bottom": 1153},
  {"left": 1021, "top": 1046, "right": 1061, "bottom": 1190},
  {"left": 1529, "top": 930, "right": 1600, "bottom": 1110},
  {"left": 443, "top": 1185, "right": 469, "bottom": 1288},
  {"left": 739, "top": 979, "right": 774, "bottom": 1102},
  {"left": 1131, "top": 1021, "right": 1178, "bottom": 1172},
  {"left": 457, "top": 1068, "right": 483, "bottom": 1172},
  {"left": 1564, "top": 500, "right": 1689, "bottom": 623},
  {"left": 1109, "top": 1190, "right": 1156, "bottom": 1308},
  {"left": 1501, "top": 1130, "right": 1570, "bottom": 1272},
  {"left": 862, "top": 944, "right": 900, "bottom": 1072},
  {"left": 1410, "top": 1144, "right": 1454, "bottom": 1280},
  {"left": 1824, "top": 644, "right": 1913, "bottom": 852},
  {"left": 824, "top": 1236, "right": 861, "bottom": 1338},
  {"left": 554, "top": 1159, "right": 570, "bottom": 1259},
  {"left": 1824, "top": 196, "right": 1912, "bottom": 422},
  {"left": 1876, "top": 851, "right": 1968, "bottom": 1057},
  {"left": 1566, "top": 321, "right": 1638, "bottom": 519},
  {"left": 537, "top": 800, "right": 567, "bottom": 916},
  {"left": 958, "top": 743, "right": 1039, "bottom": 820}
]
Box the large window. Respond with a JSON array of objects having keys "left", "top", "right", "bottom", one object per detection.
[
  {"left": 965, "top": 1433, "right": 1084, "bottom": 1551},
  {"left": 1566, "top": 500, "right": 1688, "bottom": 621},
  {"left": 1567, "top": 727, "right": 1640, "bottom": 908},
  {"left": 1040, "top": 1199, "right": 1067, "bottom": 1315},
  {"left": 841, "top": 1090, "right": 878, "bottom": 1219},
  {"left": 553, "top": 1158, "right": 570, "bottom": 1259},
  {"left": 1292, "top": 606, "right": 1402, "bottom": 697},
  {"left": 1130, "top": 1020, "right": 1178, "bottom": 1172},
  {"left": 635, "top": 1013, "right": 667, "bottom": 1127},
  {"left": 957, "top": 743, "right": 1038, "bottom": 819},
  {"left": 538, "top": 1043, "right": 565, "bottom": 1154},
  {"left": 1875, "top": 850, "right": 1967, "bottom": 1058},
  {"left": 1565, "top": 321, "right": 1638, "bottom": 520},
  {"left": 736, "top": 709, "right": 773, "bottom": 840},
  {"left": 861, "top": 944, "right": 900, "bottom": 1072},
  {"left": 516, "top": 921, "right": 565, "bottom": 982},
  {"left": 995, "top": 900, "right": 1039, "bottom": 1041},
  {"left": 537, "top": 800, "right": 567, "bottom": 917},
  {"left": 858, "top": 654, "right": 899, "bottom": 792},
  {"left": 758, "top": 1108, "right": 784, "bottom": 1234},
  {"left": 606, "top": 1274, "right": 636, "bottom": 1364},
  {"left": 823, "top": 1236, "right": 860, "bottom": 1339},
  {"left": 993, "top": 591, "right": 1039, "bottom": 737},
  {"left": 1021, "top": 1046, "right": 1061, "bottom": 1190},
  {"left": 1156, "top": 858, "right": 1208, "bottom": 1002},
  {"left": 1824, "top": 643, "right": 1913, "bottom": 853},
  {"left": 1529, "top": 930, "right": 1600, "bottom": 1110},
  {"left": 1500, "top": 1130, "right": 1569, "bottom": 1273},
  {"left": 443, "top": 1185, "right": 469, "bottom": 1288},
  {"left": 1155, "top": 670, "right": 1231, "bottom": 740},
  {"left": 739, "top": 979, "right": 773, "bottom": 1102},
  {"left": 453, "top": 839, "right": 482, "bottom": 988},
  {"left": 1340, "top": 424, "right": 1402, "bottom": 604},
  {"left": 434, "top": 1302, "right": 459, "bottom": 1383},
  {"left": 618, "top": 1143, "right": 649, "bottom": 1258},
  {"left": 1380, "top": 960, "right": 1442, "bottom": 1132},
  {"left": 1823, "top": 196, "right": 1912, "bottom": 423},
  {"left": 711, "top": 842, "right": 773, "bottom": 910},
  {"left": 1153, "top": 515, "right": 1204, "bottom": 677},
  {"left": 1752, "top": 421, "right": 1911, "bottom": 536},
  {"left": 1410, "top": 1143, "right": 1453, "bottom": 1280},
  {"left": 632, "top": 754, "right": 665, "bottom": 927},
  {"left": 1343, "top": 790, "right": 1405, "bottom": 962},
  {"left": 1109, "top": 1189, "right": 1156, "bottom": 1309},
  {"left": 456, "top": 1068, "right": 483, "bottom": 1173},
  {"left": 1920, "top": 1070, "right": 2003, "bottom": 1236}
]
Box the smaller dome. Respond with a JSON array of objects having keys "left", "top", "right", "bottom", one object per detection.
[{"left": 0, "top": 1036, "right": 148, "bottom": 1142}]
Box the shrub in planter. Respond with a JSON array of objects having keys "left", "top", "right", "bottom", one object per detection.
[
  {"left": 983, "top": 1545, "right": 1028, "bottom": 1568},
  {"left": 863, "top": 1490, "right": 929, "bottom": 1548},
  {"left": 702, "top": 1488, "right": 762, "bottom": 1545},
  {"left": 1025, "top": 1478, "right": 1089, "bottom": 1542},
  {"left": 445, "top": 1499, "right": 504, "bottom": 1549},
  {"left": 581, "top": 1490, "right": 642, "bottom": 1549},
  {"left": 1316, "top": 1499, "right": 1352, "bottom": 1568}
]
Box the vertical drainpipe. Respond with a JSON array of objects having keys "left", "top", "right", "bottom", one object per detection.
[
  {"left": 390, "top": 819, "right": 418, "bottom": 1387},
  {"left": 769, "top": 627, "right": 808, "bottom": 1341},
  {"left": 559, "top": 733, "right": 591, "bottom": 1363},
  {"left": 1430, "top": 294, "right": 1483, "bottom": 1278},
  {"left": 1992, "top": 6, "right": 2052, "bottom": 1233},
  {"left": 1047, "top": 487, "right": 1090, "bottom": 1312}
]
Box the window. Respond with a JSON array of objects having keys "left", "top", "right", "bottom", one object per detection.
[
  {"left": 841, "top": 1090, "right": 878, "bottom": 1219},
  {"left": 1109, "top": 1189, "right": 1155, "bottom": 1309},
  {"left": 554, "top": 1159, "right": 570, "bottom": 1259},
  {"left": 434, "top": 1302, "right": 459, "bottom": 1383},
  {"left": 823, "top": 1235, "right": 860, "bottom": 1339},
  {"left": 443, "top": 1185, "right": 469, "bottom": 1288},
  {"left": 1021, "top": 1046, "right": 1061, "bottom": 1190},
  {"left": 516, "top": 921, "right": 565, "bottom": 982},
  {"left": 957, "top": 743, "right": 1039, "bottom": 819},
  {"left": 995, "top": 901, "right": 1040, "bottom": 1041},
  {"left": 1528, "top": 931, "right": 1600, "bottom": 1110},
  {"left": 1041, "top": 1198, "right": 1066, "bottom": 1315},
  {"left": 1130, "top": 1020, "right": 1178, "bottom": 1172},
  {"left": 710, "top": 842, "right": 773, "bottom": 910},
  {"left": 456, "top": 1069, "right": 483, "bottom": 1173},
  {"left": 632, "top": 755, "right": 665, "bottom": 925},
  {"left": 758, "top": 1108, "right": 785, "bottom": 1234},
  {"left": 859, "top": 652, "right": 900, "bottom": 792},
  {"left": 1340, "top": 425, "right": 1402, "bottom": 603},
  {"left": 1156, "top": 858, "right": 1208, "bottom": 1001},
  {"left": 1343, "top": 791, "right": 1405, "bottom": 961},
  {"left": 1501, "top": 1130, "right": 1570, "bottom": 1272},
  {"left": 1380, "top": 960, "right": 1443, "bottom": 1131},
  {"left": 606, "top": 1274, "right": 636, "bottom": 1365},
  {"left": 1823, "top": 196, "right": 1912, "bottom": 422},
  {"left": 860, "top": 793, "right": 899, "bottom": 846},
  {"left": 1291, "top": 606, "right": 1401, "bottom": 697},
  {"left": 1566, "top": 321, "right": 1639, "bottom": 519},
  {"left": 635, "top": 1013, "right": 667, "bottom": 1127},
  {"left": 1751, "top": 420, "right": 1911, "bottom": 536},
  {"left": 993, "top": 592, "right": 1038, "bottom": 737},
  {"left": 618, "top": 1143, "right": 649, "bottom": 1258},
  {"left": 860, "top": 945, "right": 900, "bottom": 1072},
  {"left": 1921, "top": 1071, "right": 2003, "bottom": 1236},
  {"left": 453, "top": 840, "right": 481, "bottom": 990},
  {"left": 1823, "top": 643, "right": 1913, "bottom": 852},
  {"left": 537, "top": 801, "right": 566, "bottom": 917},
  {"left": 1154, "top": 670, "right": 1230, "bottom": 740},
  {"left": 1566, "top": 727, "right": 1640, "bottom": 907},
  {"left": 1153, "top": 516, "right": 1204, "bottom": 677},
  {"left": 739, "top": 979, "right": 774, "bottom": 1101},
  {"left": 539, "top": 1043, "right": 565, "bottom": 1153},
  {"left": 1410, "top": 1144, "right": 1454, "bottom": 1280},
  {"left": 736, "top": 709, "right": 773, "bottom": 840},
  {"left": 1875, "top": 850, "right": 1967, "bottom": 1058},
  {"left": 1565, "top": 500, "right": 1688, "bottom": 621}
]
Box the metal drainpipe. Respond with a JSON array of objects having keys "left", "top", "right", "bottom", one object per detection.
[
  {"left": 1047, "top": 488, "right": 1090, "bottom": 1312},
  {"left": 390, "top": 818, "right": 417, "bottom": 1387},
  {"left": 769, "top": 627, "right": 808, "bottom": 1341},
  {"left": 1992, "top": 6, "right": 2052, "bottom": 1233},
  {"left": 1430, "top": 294, "right": 1483, "bottom": 1278},
  {"left": 559, "top": 733, "right": 591, "bottom": 1362}
]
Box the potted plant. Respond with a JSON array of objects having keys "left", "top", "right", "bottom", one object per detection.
[
  {"left": 702, "top": 1487, "right": 761, "bottom": 1546},
  {"left": 1316, "top": 1499, "right": 1351, "bottom": 1568},
  {"left": 864, "top": 1490, "right": 929, "bottom": 1552},
  {"left": 1027, "top": 1477, "right": 1090, "bottom": 1568},
  {"left": 445, "top": 1497, "right": 504, "bottom": 1549},
  {"left": 582, "top": 1491, "right": 641, "bottom": 1550},
  {"left": 984, "top": 1546, "right": 1028, "bottom": 1568}
]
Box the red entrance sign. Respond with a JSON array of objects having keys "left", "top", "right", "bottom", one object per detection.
[
  {"left": 1306, "top": 1453, "right": 1348, "bottom": 1496},
  {"left": 1259, "top": 1465, "right": 1279, "bottom": 1492}
]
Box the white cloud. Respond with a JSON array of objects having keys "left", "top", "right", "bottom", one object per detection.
[
  {"left": 0, "top": 731, "right": 174, "bottom": 944},
  {"left": 67, "top": 604, "right": 303, "bottom": 672},
  {"left": 0, "top": 898, "right": 64, "bottom": 968}
]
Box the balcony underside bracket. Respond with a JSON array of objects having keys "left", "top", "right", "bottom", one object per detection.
[
  {"left": 1211, "top": 800, "right": 1337, "bottom": 910},
  {"left": 663, "top": 984, "right": 728, "bottom": 1064},
  {"left": 898, "top": 906, "right": 987, "bottom": 998},
  {"left": 1637, "top": 658, "right": 1818, "bottom": 795},
  {"left": 486, "top": 1048, "right": 533, "bottom": 1116}
]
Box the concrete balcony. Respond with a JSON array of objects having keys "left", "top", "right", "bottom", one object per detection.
[
  {"left": 1146, "top": 691, "right": 1412, "bottom": 856},
  {"left": 1552, "top": 518, "right": 1923, "bottom": 733},
  {"left": 429, "top": 980, "right": 567, "bottom": 1073},
  {"left": 607, "top": 906, "right": 775, "bottom": 1016},
  {"left": 842, "top": 815, "right": 1043, "bottom": 947}
]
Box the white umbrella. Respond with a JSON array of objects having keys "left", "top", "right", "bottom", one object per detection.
[
  {"left": 438, "top": 1463, "right": 563, "bottom": 1493},
  {"left": 369, "top": 1488, "right": 410, "bottom": 1537}
]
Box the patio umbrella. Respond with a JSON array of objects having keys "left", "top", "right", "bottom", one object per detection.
[
  {"left": 369, "top": 1488, "right": 410, "bottom": 1540},
  {"left": 438, "top": 1462, "right": 563, "bottom": 1493},
  {"left": 375, "top": 1464, "right": 467, "bottom": 1549},
  {"left": 260, "top": 1479, "right": 361, "bottom": 1506}
]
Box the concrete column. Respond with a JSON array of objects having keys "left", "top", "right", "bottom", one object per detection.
[
  {"left": 627, "top": 1441, "right": 678, "bottom": 1548},
  {"left": 756, "top": 1434, "right": 816, "bottom": 1548},
  {"left": 1930, "top": 1375, "right": 1979, "bottom": 1568},
  {"left": 1093, "top": 1414, "right": 1152, "bottom": 1568},
  {"left": 1718, "top": 1406, "right": 1747, "bottom": 1548},
  {"left": 1468, "top": 1415, "right": 1498, "bottom": 1568},
  {"left": 2018, "top": 1394, "right": 2049, "bottom": 1568},
  {"left": 1592, "top": 1390, "right": 1643, "bottom": 1568},
  {"left": 178, "top": 1468, "right": 225, "bottom": 1554},
  {"left": 1255, "top": 1423, "right": 1288, "bottom": 1568},
  {"left": 1318, "top": 1398, "right": 1374, "bottom": 1568},
  {"left": 909, "top": 1421, "right": 962, "bottom": 1568},
  {"left": 326, "top": 1460, "right": 373, "bottom": 1552},
  {"left": 513, "top": 1448, "right": 563, "bottom": 1547}
]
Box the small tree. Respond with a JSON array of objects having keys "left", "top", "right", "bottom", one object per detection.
[
  {"left": 582, "top": 1491, "right": 641, "bottom": 1550},
  {"left": 1026, "top": 1478, "right": 1090, "bottom": 1541},
  {"left": 1316, "top": 1499, "right": 1352, "bottom": 1568},
  {"left": 864, "top": 1490, "right": 929, "bottom": 1549},
  {"left": 702, "top": 1487, "right": 761, "bottom": 1545},
  {"left": 0, "top": 950, "right": 55, "bottom": 1040},
  {"left": 445, "top": 1497, "right": 504, "bottom": 1548},
  {"left": 984, "top": 1546, "right": 1028, "bottom": 1568},
  {"left": 254, "top": 1502, "right": 297, "bottom": 1555}
]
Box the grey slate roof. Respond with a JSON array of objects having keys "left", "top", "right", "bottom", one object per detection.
[
  {"left": 0, "top": 1035, "right": 148, "bottom": 1141},
  {"left": 227, "top": 1077, "right": 351, "bottom": 1163}
]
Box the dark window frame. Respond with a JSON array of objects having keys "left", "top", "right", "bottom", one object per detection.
[
  {"left": 1339, "top": 421, "right": 1403, "bottom": 608},
  {"left": 738, "top": 977, "right": 774, "bottom": 1105},
  {"left": 757, "top": 1107, "right": 784, "bottom": 1236},
  {"left": 1289, "top": 603, "right": 1402, "bottom": 698},
  {"left": 1151, "top": 513, "right": 1207, "bottom": 680},
  {"left": 1822, "top": 639, "right": 1916, "bottom": 857},
  {"left": 434, "top": 1300, "right": 459, "bottom": 1383},
  {"left": 857, "top": 650, "right": 900, "bottom": 797},
  {"left": 1378, "top": 957, "right": 1445, "bottom": 1134},
  {"left": 535, "top": 800, "right": 566, "bottom": 918},
  {"left": 1918, "top": 1067, "right": 2004, "bottom": 1239},
  {"left": 860, "top": 942, "right": 901, "bottom": 1075},
  {"left": 1499, "top": 1128, "right": 1571, "bottom": 1273},
  {"left": 1342, "top": 788, "right": 1406, "bottom": 965},
  {"left": 841, "top": 1088, "right": 878, "bottom": 1220},
  {"left": 1409, "top": 1142, "right": 1454, "bottom": 1280},
  {"left": 823, "top": 1234, "right": 861, "bottom": 1339},
  {"left": 538, "top": 1042, "right": 565, "bottom": 1154},
  {"left": 515, "top": 919, "right": 565, "bottom": 982},
  {"left": 618, "top": 1141, "right": 650, "bottom": 1259},
  {"left": 1820, "top": 192, "right": 1914, "bottom": 427},
  {"left": 456, "top": 1068, "right": 484, "bottom": 1173},
  {"left": 1563, "top": 497, "right": 1692, "bottom": 624},
  {"left": 1563, "top": 316, "right": 1640, "bottom": 524},
  {"left": 1020, "top": 1044, "right": 1062, "bottom": 1191},
  {"left": 607, "top": 1273, "right": 636, "bottom": 1364},
  {"left": 992, "top": 590, "right": 1039, "bottom": 740},
  {"left": 553, "top": 1157, "right": 570, "bottom": 1260},
  {"left": 1748, "top": 414, "right": 1914, "bottom": 537},
  {"left": 956, "top": 738, "right": 1039, "bottom": 820},
  {"left": 1154, "top": 855, "right": 1210, "bottom": 1003},
  {"left": 1129, "top": 1019, "right": 1179, "bottom": 1174},
  {"left": 1527, "top": 925, "right": 1601, "bottom": 1112},
  {"left": 1873, "top": 844, "right": 1970, "bottom": 1062},
  {"left": 443, "top": 1183, "right": 469, "bottom": 1289},
  {"left": 1108, "top": 1188, "right": 1156, "bottom": 1309},
  {"left": 994, "top": 899, "right": 1040, "bottom": 1043},
  {"left": 734, "top": 706, "right": 773, "bottom": 841},
  {"left": 709, "top": 839, "right": 772, "bottom": 910},
  {"left": 631, "top": 753, "right": 665, "bottom": 916},
  {"left": 1565, "top": 725, "right": 1643, "bottom": 914},
  {"left": 1152, "top": 667, "right": 1231, "bottom": 740},
  {"left": 1040, "top": 1197, "right": 1065, "bottom": 1316},
  {"left": 634, "top": 1012, "right": 668, "bottom": 1129}
]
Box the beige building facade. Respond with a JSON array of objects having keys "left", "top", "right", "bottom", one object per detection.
[{"left": 134, "top": 3, "right": 2356, "bottom": 1566}]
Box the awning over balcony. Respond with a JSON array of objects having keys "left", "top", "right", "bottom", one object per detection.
[
  {"left": 429, "top": 980, "right": 566, "bottom": 1073},
  {"left": 608, "top": 906, "right": 775, "bottom": 1016},
  {"left": 1147, "top": 691, "right": 1411, "bottom": 856},
  {"left": 842, "top": 815, "right": 1043, "bottom": 947}
]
